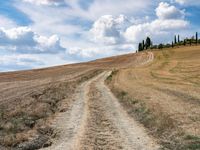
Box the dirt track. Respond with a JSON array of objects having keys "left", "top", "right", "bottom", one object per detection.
[{"left": 41, "top": 70, "right": 160, "bottom": 150}]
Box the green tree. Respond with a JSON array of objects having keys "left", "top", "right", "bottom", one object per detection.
[
  {"left": 183, "top": 39, "right": 186, "bottom": 46},
  {"left": 145, "top": 37, "right": 151, "bottom": 49},
  {"left": 138, "top": 43, "right": 143, "bottom": 52},
  {"left": 196, "top": 32, "right": 198, "bottom": 44},
  {"left": 178, "top": 35, "right": 180, "bottom": 43},
  {"left": 158, "top": 44, "right": 163, "bottom": 49},
  {"left": 142, "top": 40, "right": 145, "bottom": 50},
  {"left": 172, "top": 41, "right": 174, "bottom": 48},
  {"left": 174, "top": 35, "right": 177, "bottom": 44},
  {"left": 190, "top": 39, "right": 192, "bottom": 46}
]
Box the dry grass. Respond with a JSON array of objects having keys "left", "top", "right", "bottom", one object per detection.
[
  {"left": 1, "top": 45, "right": 199, "bottom": 149},
  {"left": 0, "top": 69, "right": 102, "bottom": 149},
  {"left": 106, "top": 46, "right": 200, "bottom": 149},
  {"left": 0, "top": 52, "right": 147, "bottom": 149}
]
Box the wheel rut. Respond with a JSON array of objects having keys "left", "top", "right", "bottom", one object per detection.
[
  {"left": 41, "top": 70, "right": 160, "bottom": 150},
  {"left": 78, "top": 81, "right": 123, "bottom": 149}
]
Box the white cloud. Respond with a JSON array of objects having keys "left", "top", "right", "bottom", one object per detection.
[
  {"left": 0, "top": 54, "right": 44, "bottom": 71},
  {"left": 90, "top": 15, "right": 129, "bottom": 45},
  {"left": 0, "top": 0, "right": 194, "bottom": 72},
  {"left": 125, "top": 2, "right": 189, "bottom": 44},
  {"left": 22, "top": 0, "right": 65, "bottom": 6},
  {"left": 175, "top": 0, "right": 200, "bottom": 5},
  {"left": 13, "top": 0, "right": 156, "bottom": 60},
  {"left": 67, "top": 44, "right": 135, "bottom": 59},
  {"left": 125, "top": 19, "right": 189, "bottom": 44},
  {"left": 76, "top": 2, "right": 190, "bottom": 59},
  {"left": 156, "top": 2, "right": 185, "bottom": 20},
  {"left": 0, "top": 15, "right": 16, "bottom": 28},
  {"left": 0, "top": 27, "right": 65, "bottom": 54},
  {"left": 15, "top": 2, "right": 84, "bottom": 37},
  {"left": 86, "top": 0, "right": 153, "bottom": 20},
  {"left": 0, "top": 54, "right": 41, "bottom": 66},
  {"left": 0, "top": 53, "right": 75, "bottom": 72}
]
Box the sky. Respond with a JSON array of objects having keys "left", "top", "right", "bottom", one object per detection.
[{"left": 0, "top": 0, "right": 199, "bottom": 72}]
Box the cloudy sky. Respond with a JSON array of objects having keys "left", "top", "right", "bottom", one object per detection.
[{"left": 0, "top": 0, "right": 199, "bottom": 71}]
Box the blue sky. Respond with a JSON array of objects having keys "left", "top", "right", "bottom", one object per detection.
[{"left": 0, "top": 0, "right": 199, "bottom": 72}]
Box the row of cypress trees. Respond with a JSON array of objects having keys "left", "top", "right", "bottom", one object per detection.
[
  {"left": 138, "top": 32, "right": 199, "bottom": 51},
  {"left": 138, "top": 37, "right": 152, "bottom": 51}
]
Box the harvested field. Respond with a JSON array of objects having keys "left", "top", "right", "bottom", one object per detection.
[
  {"left": 0, "top": 45, "right": 199, "bottom": 150},
  {"left": 0, "top": 52, "right": 151, "bottom": 149},
  {"left": 107, "top": 46, "right": 200, "bottom": 149}
]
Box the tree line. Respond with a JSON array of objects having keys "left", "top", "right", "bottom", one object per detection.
[{"left": 138, "top": 32, "right": 199, "bottom": 52}]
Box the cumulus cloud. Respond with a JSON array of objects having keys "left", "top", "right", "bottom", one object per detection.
[
  {"left": 0, "top": 27, "right": 65, "bottom": 54},
  {"left": 156, "top": 2, "right": 185, "bottom": 20},
  {"left": 22, "top": 0, "right": 65, "bottom": 6},
  {"left": 90, "top": 15, "right": 129, "bottom": 45},
  {"left": 125, "top": 19, "right": 189, "bottom": 44},
  {"left": 125, "top": 2, "right": 189, "bottom": 44}
]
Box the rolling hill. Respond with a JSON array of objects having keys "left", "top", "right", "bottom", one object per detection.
[{"left": 0, "top": 46, "right": 199, "bottom": 150}]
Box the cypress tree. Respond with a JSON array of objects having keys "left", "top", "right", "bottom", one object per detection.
[
  {"left": 138, "top": 43, "right": 143, "bottom": 51},
  {"left": 142, "top": 40, "right": 145, "bottom": 50},
  {"left": 178, "top": 35, "right": 180, "bottom": 43},
  {"left": 146, "top": 37, "right": 151, "bottom": 49},
  {"left": 196, "top": 32, "right": 198, "bottom": 44},
  {"left": 174, "top": 35, "right": 177, "bottom": 44},
  {"left": 172, "top": 41, "right": 174, "bottom": 48}
]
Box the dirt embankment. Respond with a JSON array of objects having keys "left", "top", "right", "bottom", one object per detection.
[{"left": 106, "top": 46, "right": 200, "bottom": 149}]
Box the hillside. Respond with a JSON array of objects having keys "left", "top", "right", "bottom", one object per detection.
[
  {"left": 0, "top": 51, "right": 151, "bottom": 149},
  {"left": 107, "top": 45, "right": 200, "bottom": 149},
  {"left": 0, "top": 46, "right": 199, "bottom": 150}
]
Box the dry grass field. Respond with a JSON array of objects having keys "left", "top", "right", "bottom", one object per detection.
[
  {"left": 0, "top": 45, "right": 199, "bottom": 150},
  {"left": 107, "top": 46, "right": 200, "bottom": 149},
  {"left": 0, "top": 52, "right": 148, "bottom": 149}
]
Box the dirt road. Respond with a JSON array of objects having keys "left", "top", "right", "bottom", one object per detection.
[{"left": 41, "top": 70, "right": 160, "bottom": 150}]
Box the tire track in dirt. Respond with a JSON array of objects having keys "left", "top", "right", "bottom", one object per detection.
[
  {"left": 77, "top": 80, "right": 124, "bottom": 150},
  {"left": 77, "top": 72, "right": 160, "bottom": 150},
  {"left": 41, "top": 52, "right": 159, "bottom": 150},
  {"left": 40, "top": 74, "right": 102, "bottom": 150}
]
